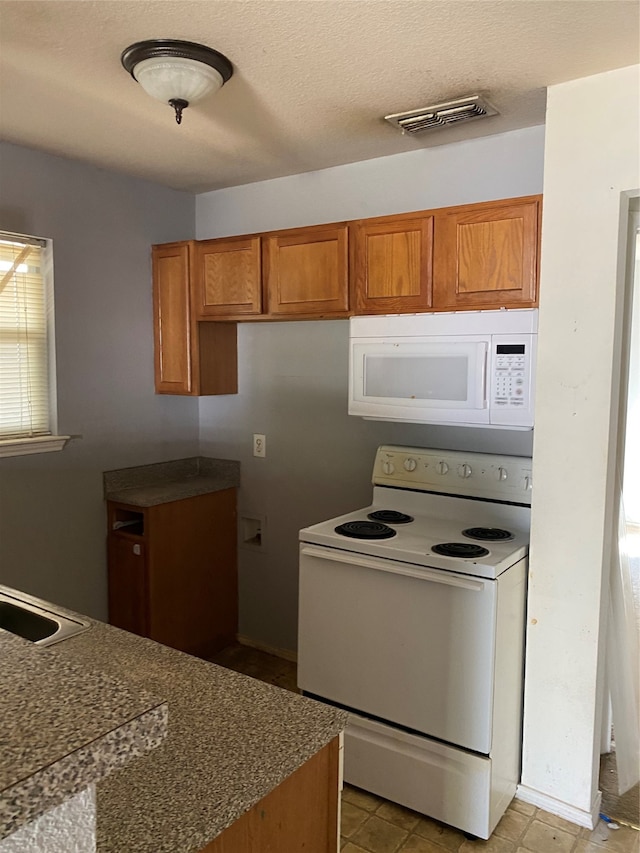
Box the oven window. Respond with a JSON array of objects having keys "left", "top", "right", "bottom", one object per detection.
[{"left": 364, "top": 355, "right": 469, "bottom": 402}]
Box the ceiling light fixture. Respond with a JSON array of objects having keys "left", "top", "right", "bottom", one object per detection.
[{"left": 121, "top": 39, "right": 233, "bottom": 125}]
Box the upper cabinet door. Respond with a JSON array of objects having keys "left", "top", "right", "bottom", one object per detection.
[
  {"left": 195, "top": 236, "right": 262, "bottom": 317},
  {"left": 263, "top": 224, "right": 349, "bottom": 317},
  {"left": 433, "top": 196, "right": 541, "bottom": 310},
  {"left": 152, "top": 242, "right": 194, "bottom": 395},
  {"left": 351, "top": 215, "right": 434, "bottom": 315}
]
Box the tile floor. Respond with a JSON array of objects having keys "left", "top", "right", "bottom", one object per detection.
[{"left": 208, "top": 644, "right": 639, "bottom": 853}]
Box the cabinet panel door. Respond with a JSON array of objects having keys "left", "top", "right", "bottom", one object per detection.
[
  {"left": 195, "top": 237, "right": 261, "bottom": 317},
  {"left": 107, "top": 536, "right": 148, "bottom": 636},
  {"left": 153, "top": 243, "right": 193, "bottom": 394},
  {"left": 433, "top": 197, "right": 541, "bottom": 309},
  {"left": 352, "top": 216, "right": 434, "bottom": 314},
  {"left": 264, "top": 225, "right": 349, "bottom": 316}
]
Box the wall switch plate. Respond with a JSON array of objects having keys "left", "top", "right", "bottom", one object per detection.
[{"left": 253, "top": 434, "right": 266, "bottom": 458}]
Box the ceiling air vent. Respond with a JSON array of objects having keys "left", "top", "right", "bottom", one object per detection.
[{"left": 385, "top": 95, "right": 498, "bottom": 135}]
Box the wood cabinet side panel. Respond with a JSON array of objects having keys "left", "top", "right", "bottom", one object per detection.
[
  {"left": 146, "top": 489, "right": 238, "bottom": 657},
  {"left": 152, "top": 243, "right": 194, "bottom": 394},
  {"left": 201, "top": 738, "right": 340, "bottom": 853}
]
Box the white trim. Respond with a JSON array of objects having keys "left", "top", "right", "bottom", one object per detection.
[
  {"left": 515, "top": 784, "right": 601, "bottom": 829},
  {"left": 236, "top": 634, "right": 297, "bottom": 663},
  {"left": 0, "top": 435, "right": 71, "bottom": 458}
]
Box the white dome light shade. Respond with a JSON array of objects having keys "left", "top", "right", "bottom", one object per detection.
[
  {"left": 133, "top": 57, "right": 224, "bottom": 105},
  {"left": 121, "top": 39, "right": 233, "bottom": 124}
]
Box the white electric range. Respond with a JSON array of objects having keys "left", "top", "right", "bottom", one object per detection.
[{"left": 297, "top": 445, "right": 532, "bottom": 840}]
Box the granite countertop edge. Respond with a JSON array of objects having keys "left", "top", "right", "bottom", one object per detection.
[
  {"left": 0, "top": 612, "right": 168, "bottom": 841},
  {"left": 1, "top": 587, "right": 346, "bottom": 853},
  {"left": 1, "top": 702, "right": 167, "bottom": 840},
  {"left": 59, "top": 623, "right": 348, "bottom": 853},
  {"left": 104, "top": 457, "right": 240, "bottom": 508}
]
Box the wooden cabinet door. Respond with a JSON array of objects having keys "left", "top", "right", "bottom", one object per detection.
[
  {"left": 263, "top": 224, "right": 349, "bottom": 316},
  {"left": 351, "top": 215, "right": 434, "bottom": 314},
  {"left": 433, "top": 196, "right": 541, "bottom": 309},
  {"left": 195, "top": 236, "right": 262, "bottom": 318},
  {"left": 107, "top": 534, "right": 148, "bottom": 636},
  {"left": 152, "top": 242, "right": 195, "bottom": 394}
]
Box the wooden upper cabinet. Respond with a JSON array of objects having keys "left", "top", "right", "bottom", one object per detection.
[
  {"left": 195, "top": 236, "right": 262, "bottom": 317},
  {"left": 433, "top": 196, "right": 541, "bottom": 310},
  {"left": 152, "top": 241, "right": 194, "bottom": 394},
  {"left": 351, "top": 215, "right": 434, "bottom": 315},
  {"left": 263, "top": 224, "right": 349, "bottom": 317},
  {"left": 152, "top": 242, "right": 238, "bottom": 397}
]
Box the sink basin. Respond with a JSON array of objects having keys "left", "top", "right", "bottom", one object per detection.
[{"left": 0, "top": 588, "right": 90, "bottom": 647}]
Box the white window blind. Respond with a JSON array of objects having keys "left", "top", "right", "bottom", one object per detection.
[{"left": 0, "top": 232, "right": 52, "bottom": 439}]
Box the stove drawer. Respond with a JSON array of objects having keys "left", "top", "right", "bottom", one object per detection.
[
  {"left": 298, "top": 545, "right": 523, "bottom": 754},
  {"left": 343, "top": 712, "right": 509, "bottom": 840}
]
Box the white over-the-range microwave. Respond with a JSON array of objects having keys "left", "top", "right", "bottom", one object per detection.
[{"left": 349, "top": 309, "right": 538, "bottom": 430}]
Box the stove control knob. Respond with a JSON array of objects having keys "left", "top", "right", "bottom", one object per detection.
[
  {"left": 382, "top": 460, "right": 395, "bottom": 475},
  {"left": 436, "top": 461, "right": 449, "bottom": 475},
  {"left": 457, "top": 463, "right": 472, "bottom": 479},
  {"left": 403, "top": 458, "right": 417, "bottom": 472},
  {"left": 523, "top": 475, "right": 533, "bottom": 491},
  {"left": 497, "top": 467, "right": 508, "bottom": 481}
]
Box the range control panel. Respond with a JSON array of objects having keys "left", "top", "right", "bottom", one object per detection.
[{"left": 373, "top": 445, "right": 533, "bottom": 504}]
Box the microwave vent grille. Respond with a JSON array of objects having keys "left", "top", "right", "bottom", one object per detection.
[{"left": 385, "top": 95, "right": 499, "bottom": 135}]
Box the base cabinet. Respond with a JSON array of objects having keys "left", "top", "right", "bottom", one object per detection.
[
  {"left": 107, "top": 489, "right": 237, "bottom": 658},
  {"left": 201, "top": 738, "right": 341, "bottom": 853}
]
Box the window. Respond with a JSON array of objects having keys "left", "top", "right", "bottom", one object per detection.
[{"left": 0, "top": 231, "right": 68, "bottom": 457}]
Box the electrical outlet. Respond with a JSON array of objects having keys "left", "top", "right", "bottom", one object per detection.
[{"left": 253, "top": 434, "right": 266, "bottom": 458}]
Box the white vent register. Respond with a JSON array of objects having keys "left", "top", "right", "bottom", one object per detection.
[{"left": 385, "top": 94, "right": 498, "bottom": 135}]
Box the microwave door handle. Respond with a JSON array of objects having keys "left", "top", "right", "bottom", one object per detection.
[
  {"left": 300, "top": 545, "right": 484, "bottom": 590},
  {"left": 477, "top": 343, "right": 488, "bottom": 408}
]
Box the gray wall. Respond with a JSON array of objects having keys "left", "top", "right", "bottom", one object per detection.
[
  {"left": 0, "top": 142, "right": 197, "bottom": 619},
  {"left": 197, "top": 126, "right": 545, "bottom": 652}
]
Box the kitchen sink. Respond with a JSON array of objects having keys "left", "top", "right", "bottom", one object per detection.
[{"left": 0, "top": 588, "right": 90, "bottom": 647}]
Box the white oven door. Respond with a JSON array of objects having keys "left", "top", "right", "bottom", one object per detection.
[
  {"left": 349, "top": 338, "right": 489, "bottom": 425},
  {"left": 298, "top": 544, "right": 497, "bottom": 754}
]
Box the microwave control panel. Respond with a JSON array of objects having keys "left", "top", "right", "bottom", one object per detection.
[
  {"left": 492, "top": 345, "right": 527, "bottom": 406},
  {"left": 489, "top": 334, "right": 536, "bottom": 425}
]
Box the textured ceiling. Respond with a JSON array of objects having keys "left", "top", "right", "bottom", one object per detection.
[{"left": 0, "top": 1, "right": 638, "bottom": 193}]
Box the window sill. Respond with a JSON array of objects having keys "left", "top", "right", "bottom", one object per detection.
[{"left": 0, "top": 435, "right": 71, "bottom": 459}]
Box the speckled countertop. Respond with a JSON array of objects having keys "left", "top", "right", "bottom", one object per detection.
[
  {"left": 104, "top": 456, "right": 240, "bottom": 507},
  {"left": 0, "top": 628, "right": 167, "bottom": 841},
  {"left": 46, "top": 619, "right": 346, "bottom": 853}
]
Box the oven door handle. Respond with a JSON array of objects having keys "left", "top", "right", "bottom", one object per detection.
[{"left": 300, "top": 545, "right": 485, "bottom": 590}]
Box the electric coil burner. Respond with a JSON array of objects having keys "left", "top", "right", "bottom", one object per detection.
[
  {"left": 368, "top": 510, "right": 414, "bottom": 524},
  {"left": 334, "top": 520, "right": 397, "bottom": 540},
  {"left": 463, "top": 527, "right": 514, "bottom": 541},
  {"left": 432, "top": 542, "right": 490, "bottom": 559},
  {"left": 299, "top": 446, "right": 533, "bottom": 841}
]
